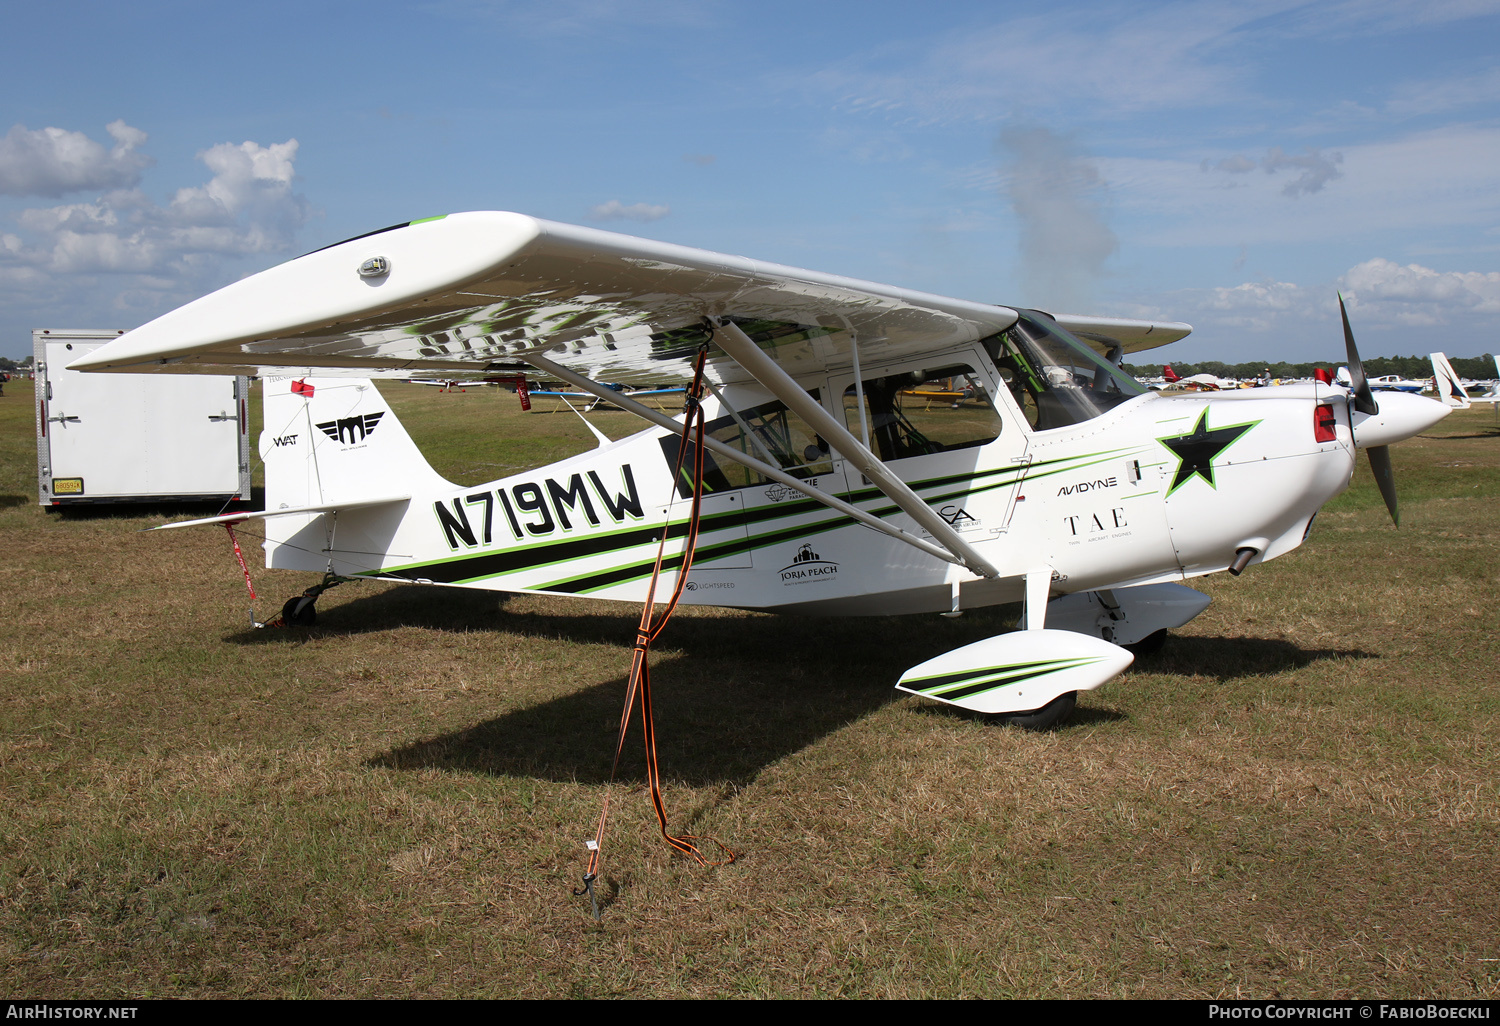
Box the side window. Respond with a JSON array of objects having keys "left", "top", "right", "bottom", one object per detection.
[
  {"left": 842, "top": 364, "right": 1002, "bottom": 462},
  {"left": 658, "top": 393, "right": 832, "bottom": 499}
]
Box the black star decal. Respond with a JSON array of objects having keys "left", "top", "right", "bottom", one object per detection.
[{"left": 1157, "top": 409, "right": 1258, "bottom": 495}]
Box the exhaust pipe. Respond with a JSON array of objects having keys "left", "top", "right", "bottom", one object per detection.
[{"left": 1227, "top": 547, "right": 1257, "bottom": 576}]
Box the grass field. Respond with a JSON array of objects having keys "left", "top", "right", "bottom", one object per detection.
[{"left": 2, "top": 379, "right": 1497, "bottom": 999}]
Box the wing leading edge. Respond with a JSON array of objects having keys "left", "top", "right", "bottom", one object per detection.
[{"left": 70, "top": 212, "right": 1190, "bottom": 386}]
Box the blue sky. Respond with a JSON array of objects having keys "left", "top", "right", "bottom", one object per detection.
[{"left": 4, "top": 0, "right": 1499, "bottom": 364}]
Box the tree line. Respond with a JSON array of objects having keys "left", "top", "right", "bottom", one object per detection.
[{"left": 1122, "top": 354, "right": 1498, "bottom": 381}]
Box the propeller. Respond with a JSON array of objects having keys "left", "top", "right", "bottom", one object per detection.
[
  {"left": 1338, "top": 293, "right": 1399, "bottom": 527},
  {"left": 1339, "top": 293, "right": 1379, "bottom": 417}
]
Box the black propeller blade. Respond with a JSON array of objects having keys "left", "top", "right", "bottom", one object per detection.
[
  {"left": 1367, "top": 445, "right": 1399, "bottom": 528},
  {"left": 1339, "top": 293, "right": 1399, "bottom": 526},
  {"left": 1339, "top": 292, "right": 1379, "bottom": 416}
]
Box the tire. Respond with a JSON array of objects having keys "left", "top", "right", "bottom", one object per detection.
[
  {"left": 991, "top": 690, "right": 1077, "bottom": 730},
  {"left": 1124, "top": 628, "right": 1168, "bottom": 657},
  {"left": 281, "top": 595, "right": 317, "bottom": 627}
]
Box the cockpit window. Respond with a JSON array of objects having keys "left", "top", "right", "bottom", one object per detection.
[
  {"left": 986, "top": 313, "right": 1147, "bottom": 430},
  {"left": 842, "top": 364, "right": 1002, "bottom": 462},
  {"left": 659, "top": 393, "right": 832, "bottom": 498}
]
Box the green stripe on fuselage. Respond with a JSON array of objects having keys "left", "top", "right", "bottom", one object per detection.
[{"left": 369, "top": 445, "right": 1146, "bottom": 591}]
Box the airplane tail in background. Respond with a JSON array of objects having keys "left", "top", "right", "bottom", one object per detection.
[
  {"left": 1429, "top": 353, "right": 1471, "bottom": 409},
  {"left": 260, "top": 377, "right": 450, "bottom": 511},
  {"left": 1163, "top": 364, "right": 1180, "bottom": 383}
]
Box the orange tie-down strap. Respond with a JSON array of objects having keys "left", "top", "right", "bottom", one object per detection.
[{"left": 576, "top": 348, "right": 735, "bottom": 919}]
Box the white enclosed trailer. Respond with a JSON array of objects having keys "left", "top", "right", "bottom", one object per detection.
[{"left": 34, "top": 329, "right": 252, "bottom": 506}]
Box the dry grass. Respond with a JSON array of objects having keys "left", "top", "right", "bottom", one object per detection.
[{"left": 1, "top": 381, "right": 1497, "bottom": 998}]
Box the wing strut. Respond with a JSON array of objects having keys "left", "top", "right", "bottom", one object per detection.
[
  {"left": 517, "top": 352, "right": 967, "bottom": 568},
  {"left": 707, "top": 319, "right": 1000, "bottom": 580}
]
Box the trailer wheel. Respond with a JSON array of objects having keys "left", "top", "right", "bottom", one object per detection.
[
  {"left": 281, "top": 595, "right": 317, "bottom": 627},
  {"left": 990, "top": 690, "right": 1076, "bottom": 731}
]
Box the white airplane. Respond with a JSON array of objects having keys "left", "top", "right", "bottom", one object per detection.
[
  {"left": 408, "top": 377, "right": 495, "bottom": 391},
  {"left": 70, "top": 213, "right": 1450, "bottom": 731},
  {"left": 528, "top": 383, "right": 687, "bottom": 412},
  {"left": 1461, "top": 354, "right": 1500, "bottom": 404},
  {"left": 1336, "top": 368, "right": 1429, "bottom": 394}
]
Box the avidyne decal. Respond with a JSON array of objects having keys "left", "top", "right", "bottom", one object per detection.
[
  {"left": 1056, "top": 476, "right": 1117, "bottom": 496},
  {"left": 435, "top": 465, "right": 645, "bottom": 549}
]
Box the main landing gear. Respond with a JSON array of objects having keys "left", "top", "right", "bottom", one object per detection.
[{"left": 990, "top": 690, "right": 1078, "bottom": 731}]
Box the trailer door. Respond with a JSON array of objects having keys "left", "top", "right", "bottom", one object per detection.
[{"left": 42, "top": 340, "right": 245, "bottom": 500}]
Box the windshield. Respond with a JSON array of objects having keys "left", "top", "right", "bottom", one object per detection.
[{"left": 986, "top": 313, "right": 1147, "bottom": 430}]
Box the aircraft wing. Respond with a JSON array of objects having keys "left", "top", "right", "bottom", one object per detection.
[
  {"left": 1049, "top": 313, "right": 1189, "bottom": 356},
  {"left": 69, "top": 211, "right": 1190, "bottom": 386}
]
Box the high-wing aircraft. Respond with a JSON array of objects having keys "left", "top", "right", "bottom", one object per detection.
[
  {"left": 70, "top": 212, "right": 1450, "bottom": 728},
  {"left": 528, "top": 383, "right": 687, "bottom": 412}
]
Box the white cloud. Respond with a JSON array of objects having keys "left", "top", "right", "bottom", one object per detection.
[
  {"left": 1272, "top": 0, "right": 1500, "bottom": 37},
  {"left": 1386, "top": 65, "right": 1500, "bottom": 117},
  {"left": 0, "top": 120, "right": 153, "bottom": 197},
  {"left": 4, "top": 139, "right": 311, "bottom": 275},
  {"left": 0, "top": 132, "right": 313, "bottom": 329},
  {"left": 1341, "top": 257, "right": 1500, "bottom": 324},
  {"left": 1137, "top": 257, "right": 1500, "bottom": 358},
  {"left": 1101, "top": 125, "right": 1500, "bottom": 248},
  {"left": 427, "top": 0, "right": 717, "bottom": 37},
  {"left": 588, "top": 200, "right": 670, "bottom": 222},
  {"left": 1195, "top": 279, "right": 1316, "bottom": 331},
  {"left": 798, "top": 2, "right": 1300, "bottom": 127}
]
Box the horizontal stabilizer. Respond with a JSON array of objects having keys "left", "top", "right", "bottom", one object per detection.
[
  {"left": 896, "top": 628, "right": 1132, "bottom": 715},
  {"left": 149, "top": 495, "right": 411, "bottom": 531}
]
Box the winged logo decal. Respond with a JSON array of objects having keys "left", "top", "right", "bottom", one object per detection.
[{"left": 316, "top": 411, "right": 385, "bottom": 446}]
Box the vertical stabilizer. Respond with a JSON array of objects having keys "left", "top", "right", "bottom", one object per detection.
[
  {"left": 260, "top": 377, "right": 450, "bottom": 510},
  {"left": 1429, "top": 353, "right": 1471, "bottom": 409},
  {"left": 259, "top": 377, "right": 450, "bottom": 571}
]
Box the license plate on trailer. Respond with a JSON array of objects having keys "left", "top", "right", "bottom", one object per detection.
[{"left": 52, "top": 478, "right": 84, "bottom": 495}]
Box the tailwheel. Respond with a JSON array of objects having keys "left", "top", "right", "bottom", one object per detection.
[
  {"left": 990, "top": 690, "right": 1077, "bottom": 731},
  {"left": 265, "top": 573, "right": 354, "bottom": 628},
  {"left": 280, "top": 594, "right": 318, "bottom": 627}
]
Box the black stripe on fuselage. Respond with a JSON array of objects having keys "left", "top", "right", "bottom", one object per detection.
[{"left": 371, "top": 454, "right": 1094, "bottom": 589}]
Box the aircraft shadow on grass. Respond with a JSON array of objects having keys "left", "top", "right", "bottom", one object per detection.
[
  {"left": 1133, "top": 634, "right": 1378, "bottom": 682},
  {"left": 224, "top": 585, "right": 1383, "bottom": 786},
  {"left": 322, "top": 585, "right": 1018, "bottom": 787},
  {"left": 367, "top": 663, "right": 897, "bottom": 788}
]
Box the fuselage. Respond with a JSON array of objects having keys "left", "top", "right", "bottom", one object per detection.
[{"left": 261, "top": 349, "right": 1368, "bottom": 618}]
